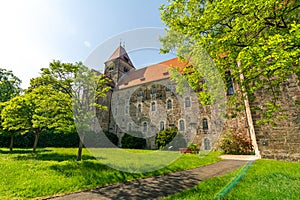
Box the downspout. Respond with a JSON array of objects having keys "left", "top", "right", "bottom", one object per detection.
[{"left": 237, "top": 61, "right": 261, "bottom": 158}]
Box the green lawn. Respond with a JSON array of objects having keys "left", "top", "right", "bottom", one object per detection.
[
  {"left": 0, "top": 148, "right": 221, "bottom": 199},
  {"left": 163, "top": 159, "right": 300, "bottom": 200}
]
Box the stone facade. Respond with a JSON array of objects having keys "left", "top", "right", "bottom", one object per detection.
[
  {"left": 251, "top": 74, "right": 300, "bottom": 161},
  {"left": 97, "top": 46, "right": 300, "bottom": 161}
]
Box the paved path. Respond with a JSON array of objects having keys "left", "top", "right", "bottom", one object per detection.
[{"left": 44, "top": 158, "right": 253, "bottom": 200}]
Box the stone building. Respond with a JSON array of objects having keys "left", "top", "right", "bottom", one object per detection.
[
  {"left": 98, "top": 45, "right": 221, "bottom": 150},
  {"left": 98, "top": 45, "right": 300, "bottom": 161}
]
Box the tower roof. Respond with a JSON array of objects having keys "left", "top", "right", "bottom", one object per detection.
[{"left": 106, "top": 45, "right": 134, "bottom": 66}]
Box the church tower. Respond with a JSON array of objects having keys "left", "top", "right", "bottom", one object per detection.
[{"left": 104, "top": 45, "right": 135, "bottom": 85}]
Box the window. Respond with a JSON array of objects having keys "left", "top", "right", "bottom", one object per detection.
[
  {"left": 179, "top": 120, "right": 185, "bottom": 131},
  {"left": 160, "top": 121, "right": 164, "bottom": 131},
  {"left": 151, "top": 102, "right": 156, "bottom": 112},
  {"left": 125, "top": 106, "right": 129, "bottom": 114},
  {"left": 204, "top": 138, "right": 211, "bottom": 150},
  {"left": 167, "top": 99, "right": 172, "bottom": 109},
  {"left": 185, "top": 97, "right": 191, "bottom": 107},
  {"left": 138, "top": 89, "right": 143, "bottom": 97},
  {"left": 114, "top": 108, "right": 118, "bottom": 115},
  {"left": 128, "top": 123, "right": 132, "bottom": 132},
  {"left": 167, "top": 83, "right": 172, "bottom": 91},
  {"left": 138, "top": 104, "right": 141, "bottom": 113},
  {"left": 203, "top": 118, "right": 208, "bottom": 130},
  {"left": 151, "top": 86, "right": 156, "bottom": 94},
  {"left": 225, "top": 71, "right": 234, "bottom": 95},
  {"left": 143, "top": 122, "right": 147, "bottom": 133}
]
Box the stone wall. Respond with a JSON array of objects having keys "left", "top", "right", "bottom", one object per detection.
[
  {"left": 251, "top": 74, "right": 300, "bottom": 161},
  {"left": 100, "top": 78, "right": 221, "bottom": 150}
]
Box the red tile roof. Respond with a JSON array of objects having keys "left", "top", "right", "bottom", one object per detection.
[{"left": 117, "top": 58, "right": 188, "bottom": 89}]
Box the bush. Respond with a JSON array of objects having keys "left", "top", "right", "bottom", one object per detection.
[
  {"left": 0, "top": 130, "right": 79, "bottom": 148},
  {"left": 121, "top": 132, "right": 146, "bottom": 149},
  {"left": 218, "top": 131, "right": 253, "bottom": 155},
  {"left": 84, "top": 131, "right": 119, "bottom": 148},
  {"left": 155, "top": 128, "right": 179, "bottom": 150},
  {"left": 187, "top": 142, "right": 200, "bottom": 153}
]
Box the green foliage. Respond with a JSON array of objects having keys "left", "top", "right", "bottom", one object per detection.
[
  {"left": 1, "top": 86, "right": 74, "bottom": 152},
  {"left": 160, "top": 0, "right": 300, "bottom": 121},
  {"left": 121, "top": 132, "right": 147, "bottom": 149},
  {"left": 104, "top": 131, "right": 119, "bottom": 146},
  {"left": 155, "top": 128, "right": 178, "bottom": 149},
  {"left": 0, "top": 68, "right": 21, "bottom": 103},
  {"left": 26, "top": 60, "right": 110, "bottom": 160},
  {"left": 0, "top": 131, "right": 79, "bottom": 148},
  {"left": 218, "top": 131, "right": 254, "bottom": 155},
  {"left": 187, "top": 142, "right": 199, "bottom": 153},
  {"left": 83, "top": 131, "right": 119, "bottom": 148}
]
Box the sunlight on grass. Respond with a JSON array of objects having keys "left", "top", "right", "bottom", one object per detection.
[
  {"left": 0, "top": 148, "right": 221, "bottom": 199},
  {"left": 163, "top": 159, "right": 300, "bottom": 200}
]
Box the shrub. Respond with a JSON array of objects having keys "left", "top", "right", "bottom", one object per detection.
[
  {"left": 83, "top": 131, "right": 119, "bottom": 148},
  {"left": 155, "top": 128, "right": 179, "bottom": 150},
  {"left": 121, "top": 132, "right": 146, "bottom": 149},
  {"left": 219, "top": 131, "right": 253, "bottom": 155},
  {"left": 187, "top": 142, "right": 200, "bottom": 153}
]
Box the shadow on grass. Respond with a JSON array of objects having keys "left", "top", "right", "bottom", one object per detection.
[
  {"left": 14, "top": 152, "right": 98, "bottom": 162},
  {"left": 49, "top": 160, "right": 145, "bottom": 186},
  {"left": 0, "top": 148, "right": 52, "bottom": 154}
]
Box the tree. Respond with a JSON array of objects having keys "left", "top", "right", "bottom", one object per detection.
[
  {"left": 35, "top": 61, "right": 110, "bottom": 161},
  {"left": 1, "top": 86, "right": 73, "bottom": 152},
  {"left": 160, "top": 0, "right": 300, "bottom": 122},
  {"left": 0, "top": 68, "right": 22, "bottom": 103}
]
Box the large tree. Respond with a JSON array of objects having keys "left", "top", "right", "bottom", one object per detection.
[
  {"left": 160, "top": 0, "right": 300, "bottom": 122},
  {"left": 1, "top": 86, "right": 72, "bottom": 152},
  {"left": 0, "top": 68, "right": 22, "bottom": 103},
  {"left": 33, "top": 61, "right": 110, "bottom": 161}
]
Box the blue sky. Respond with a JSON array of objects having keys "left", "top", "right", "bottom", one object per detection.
[{"left": 0, "top": 0, "right": 174, "bottom": 89}]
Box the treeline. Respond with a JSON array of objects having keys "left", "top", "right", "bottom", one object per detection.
[
  {"left": 0, "top": 61, "right": 110, "bottom": 161},
  {"left": 0, "top": 130, "right": 79, "bottom": 148}
]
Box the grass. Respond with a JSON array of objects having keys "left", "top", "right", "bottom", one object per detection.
[
  {"left": 0, "top": 148, "right": 221, "bottom": 199},
  {"left": 163, "top": 159, "right": 300, "bottom": 200}
]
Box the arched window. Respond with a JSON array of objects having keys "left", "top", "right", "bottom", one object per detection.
[
  {"left": 138, "top": 104, "right": 141, "bottom": 113},
  {"left": 167, "top": 83, "right": 172, "bottom": 91},
  {"left": 125, "top": 105, "right": 129, "bottom": 114},
  {"left": 203, "top": 118, "right": 208, "bottom": 130},
  {"left": 204, "top": 138, "right": 211, "bottom": 150},
  {"left": 167, "top": 99, "right": 172, "bottom": 109},
  {"left": 160, "top": 121, "right": 164, "bottom": 131},
  {"left": 138, "top": 89, "right": 143, "bottom": 97},
  {"left": 185, "top": 97, "right": 191, "bottom": 107},
  {"left": 151, "top": 86, "right": 156, "bottom": 94},
  {"left": 143, "top": 122, "right": 147, "bottom": 133},
  {"left": 151, "top": 102, "right": 156, "bottom": 112},
  {"left": 179, "top": 120, "right": 185, "bottom": 131}
]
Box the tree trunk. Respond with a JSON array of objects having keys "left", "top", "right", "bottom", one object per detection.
[
  {"left": 33, "top": 131, "right": 40, "bottom": 153},
  {"left": 77, "top": 134, "right": 84, "bottom": 161},
  {"left": 10, "top": 133, "right": 14, "bottom": 152},
  {"left": 238, "top": 61, "right": 260, "bottom": 158}
]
